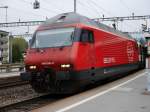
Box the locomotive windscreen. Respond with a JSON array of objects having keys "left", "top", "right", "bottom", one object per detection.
[{"left": 31, "top": 27, "right": 74, "bottom": 48}]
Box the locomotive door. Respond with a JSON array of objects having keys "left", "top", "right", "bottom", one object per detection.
[{"left": 80, "top": 29, "right": 95, "bottom": 70}]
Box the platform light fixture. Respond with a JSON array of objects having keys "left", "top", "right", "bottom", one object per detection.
[{"left": 33, "top": 0, "right": 40, "bottom": 9}]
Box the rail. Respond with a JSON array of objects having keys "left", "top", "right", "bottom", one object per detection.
[
  {"left": 0, "top": 80, "right": 28, "bottom": 89},
  {"left": 0, "top": 63, "right": 24, "bottom": 72}
]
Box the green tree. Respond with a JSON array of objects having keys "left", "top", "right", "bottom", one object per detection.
[{"left": 12, "top": 37, "right": 28, "bottom": 63}]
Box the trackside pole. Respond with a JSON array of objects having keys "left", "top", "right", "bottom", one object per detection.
[{"left": 146, "top": 58, "right": 150, "bottom": 92}]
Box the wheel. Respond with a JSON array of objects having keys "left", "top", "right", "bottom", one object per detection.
[
  {"left": 30, "top": 73, "right": 51, "bottom": 93},
  {"left": 30, "top": 69, "right": 58, "bottom": 93}
]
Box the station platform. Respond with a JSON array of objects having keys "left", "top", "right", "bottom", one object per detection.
[
  {"left": 32, "top": 69, "right": 150, "bottom": 112},
  {"left": 62, "top": 70, "right": 150, "bottom": 112}
]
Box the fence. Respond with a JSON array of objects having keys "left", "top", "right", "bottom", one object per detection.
[{"left": 0, "top": 63, "right": 24, "bottom": 72}]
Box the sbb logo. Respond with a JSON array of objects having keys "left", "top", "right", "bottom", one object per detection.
[{"left": 126, "top": 42, "right": 134, "bottom": 62}]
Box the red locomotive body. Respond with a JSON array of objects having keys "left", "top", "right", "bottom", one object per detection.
[{"left": 21, "top": 13, "right": 145, "bottom": 93}]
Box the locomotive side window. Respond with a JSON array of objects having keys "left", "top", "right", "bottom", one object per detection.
[{"left": 80, "top": 29, "right": 94, "bottom": 43}]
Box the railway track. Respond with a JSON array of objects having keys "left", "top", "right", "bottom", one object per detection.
[
  {"left": 0, "top": 84, "right": 47, "bottom": 109},
  {"left": 0, "top": 76, "right": 29, "bottom": 89},
  {"left": 0, "top": 75, "right": 34, "bottom": 109},
  {"left": 0, "top": 76, "right": 61, "bottom": 111},
  {"left": 0, "top": 73, "right": 125, "bottom": 112},
  {"left": 0, "top": 75, "right": 52, "bottom": 111},
  {"left": 0, "top": 94, "right": 57, "bottom": 112},
  {"left": 0, "top": 70, "right": 143, "bottom": 112},
  {"left": 0, "top": 80, "right": 28, "bottom": 89},
  {"left": 0, "top": 75, "right": 66, "bottom": 112}
]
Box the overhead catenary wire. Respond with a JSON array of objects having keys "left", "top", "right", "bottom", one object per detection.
[
  {"left": 89, "top": 0, "right": 114, "bottom": 17},
  {"left": 8, "top": 6, "right": 43, "bottom": 19},
  {"left": 17, "top": 0, "right": 61, "bottom": 17},
  {"left": 44, "top": 0, "right": 66, "bottom": 12},
  {"left": 22, "top": 0, "right": 32, "bottom": 5},
  {"left": 86, "top": 0, "right": 137, "bottom": 31},
  {"left": 0, "top": 13, "right": 6, "bottom": 23},
  {"left": 90, "top": 0, "right": 137, "bottom": 31},
  {"left": 1, "top": 0, "right": 149, "bottom": 32},
  {"left": 10, "top": 0, "right": 49, "bottom": 18},
  {"left": 119, "top": 0, "right": 149, "bottom": 31},
  {"left": 119, "top": 0, "right": 133, "bottom": 14},
  {"left": 83, "top": 0, "right": 102, "bottom": 17},
  {"left": 86, "top": 0, "right": 121, "bottom": 29},
  {"left": 77, "top": 0, "right": 100, "bottom": 17}
]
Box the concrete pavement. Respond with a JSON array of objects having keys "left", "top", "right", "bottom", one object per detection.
[
  {"left": 32, "top": 69, "right": 150, "bottom": 112},
  {"left": 0, "top": 72, "right": 19, "bottom": 78}
]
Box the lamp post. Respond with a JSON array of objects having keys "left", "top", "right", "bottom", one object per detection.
[
  {"left": 8, "top": 33, "right": 13, "bottom": 64},
  {"left": 74, "top": 0, "right": 76, "bottom": 13}
]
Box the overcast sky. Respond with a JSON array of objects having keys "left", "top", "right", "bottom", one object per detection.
[{"left": 0, "top": 0, "right": 150, "bottom": 35}]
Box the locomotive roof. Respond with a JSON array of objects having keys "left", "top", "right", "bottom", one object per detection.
[{"left": 41, "top": 12, "right": 133, "bottom": 39}]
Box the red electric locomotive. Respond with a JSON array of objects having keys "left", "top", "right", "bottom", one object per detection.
[{"left": 21, "top": 12, "right": 145, "bottom": 93}]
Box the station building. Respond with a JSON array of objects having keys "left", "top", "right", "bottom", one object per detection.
[{"left": 0, "top": 30, "right": 9, "bottom": 64}]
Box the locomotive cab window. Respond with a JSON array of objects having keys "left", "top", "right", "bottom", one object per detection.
[
  {"left": 80, "top": 29, "right": 94, "bottom": 43},
  {"left": 31, "top": 27, "right": 75, "bottom": 48}
]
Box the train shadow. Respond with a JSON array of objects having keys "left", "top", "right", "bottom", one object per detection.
[
  {"left": 44, "top": 69, "right": 143, "bottom": 99},
  {"left": 79, "top": 69, "right": 143, "bottom": 94}
]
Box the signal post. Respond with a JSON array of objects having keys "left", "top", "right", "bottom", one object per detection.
[{"left": 145, "top": 34, "right": 150, "bottom": 93}]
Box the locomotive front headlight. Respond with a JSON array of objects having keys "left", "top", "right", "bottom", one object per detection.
[
  {"left": 61, "top": 64, "right": 71, "bottom": 68},
  {"left": 29, "top": 65, "right": 37, "bottom": 69}
]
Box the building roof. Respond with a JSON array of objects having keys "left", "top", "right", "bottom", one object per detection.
[
  {"left": 0, "top": 30, "right": 9, "bottom": 34},
  {"left": 144, "top": 32, "right": 150, "bottom": 37}
]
